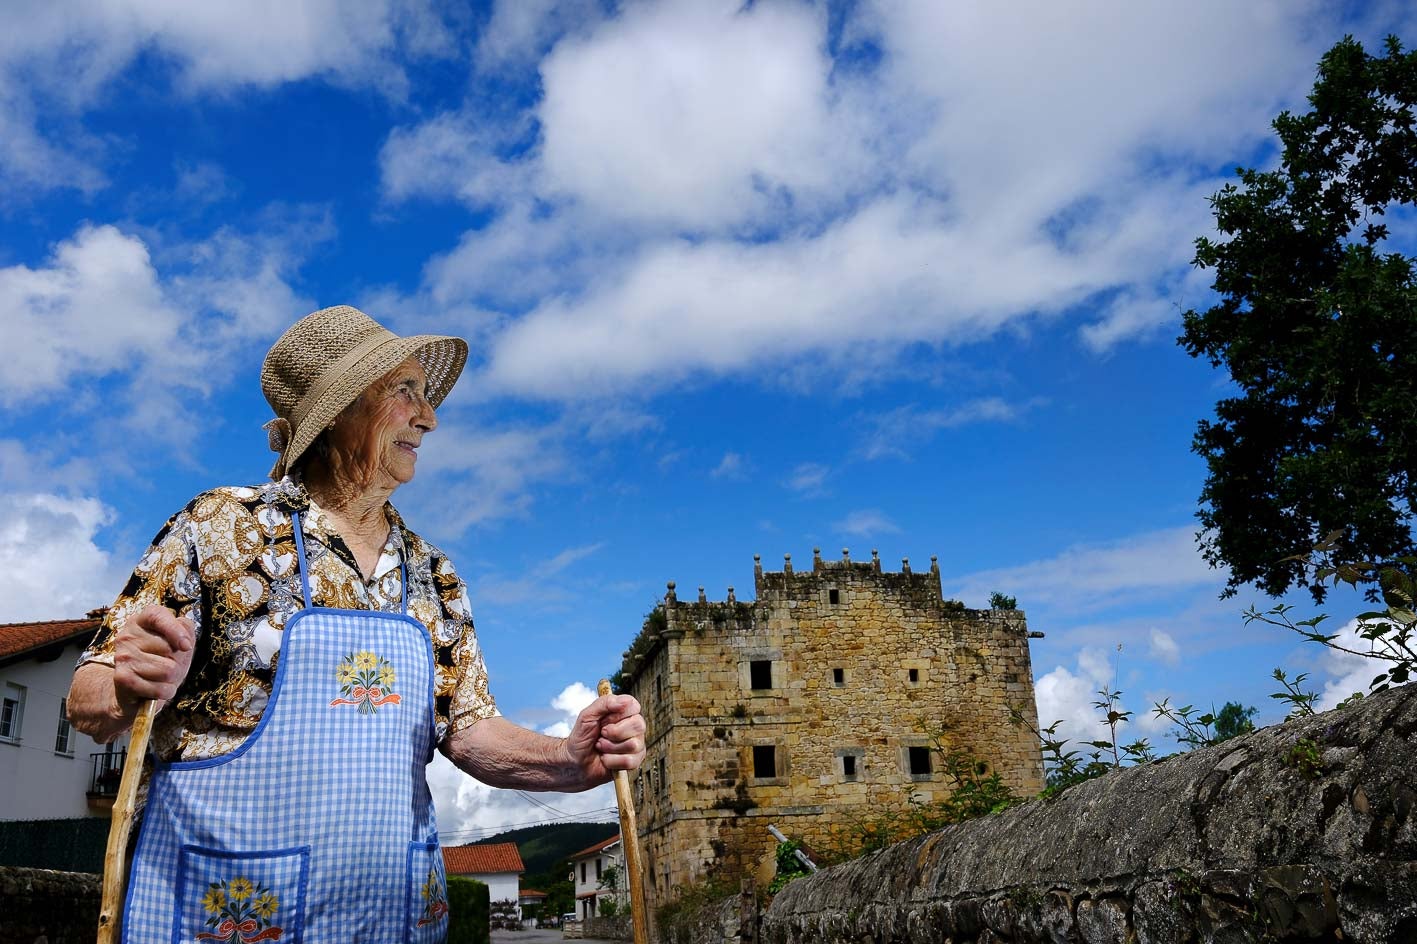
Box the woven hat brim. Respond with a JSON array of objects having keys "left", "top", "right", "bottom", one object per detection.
[{"left": 278, "top": 334, "right": 468, "bottom": 477}]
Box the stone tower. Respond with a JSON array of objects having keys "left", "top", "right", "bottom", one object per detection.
[{"left": 618, "top": 548, "right": 1045, "bottom": 900}]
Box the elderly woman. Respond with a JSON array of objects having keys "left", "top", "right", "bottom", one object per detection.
[{"left": 68, "top": 305, "right": 645, "bottom": 943}]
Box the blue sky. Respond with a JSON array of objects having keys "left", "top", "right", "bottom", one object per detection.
[{"left": 3, "top": 0, "right": 1414, "bottom": 842}]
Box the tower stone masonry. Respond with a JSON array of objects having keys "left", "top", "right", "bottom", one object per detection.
[{"left": 618, "top": 548, "right": 1046, "bottom": 902}]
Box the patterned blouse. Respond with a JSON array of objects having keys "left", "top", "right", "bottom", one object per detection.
[{"left": 79, "top": 475, "right": 498, "bottom": 762}]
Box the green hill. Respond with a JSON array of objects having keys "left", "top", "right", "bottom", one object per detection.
[{"left": 472, "top": 821, "right": 619, "bottom": 878}]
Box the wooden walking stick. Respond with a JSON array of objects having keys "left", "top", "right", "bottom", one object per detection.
[
  {"left": 598, "top": 680, "right": 649, "bottom": 944},
  {"left": 96, "top": 700, "right": 157, "bottom": 944}
]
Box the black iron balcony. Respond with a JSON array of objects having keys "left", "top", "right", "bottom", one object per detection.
[{"left": 89, "top": 749, "right": 125, "bottom": 797}]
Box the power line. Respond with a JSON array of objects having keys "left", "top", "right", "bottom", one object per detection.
[{"left": 438, "top": 807, "right": 619, "bottom": 843}]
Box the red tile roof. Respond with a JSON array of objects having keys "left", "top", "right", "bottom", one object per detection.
[
  {"left": 569, "top": 834, "right": 621, "bottom": 859},
  {"left": 0, "top": 617, "right": 101, "bottom": 663},
  {"left": 520, "top": 890, "right": 547, "bottom": 900},
  {"left": 442, "top": 842, "right": 525, "bottom": 876}
]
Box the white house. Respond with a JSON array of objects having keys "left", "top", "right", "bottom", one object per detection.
[
  {"left": 567, "top": 833, "right": 626, "bottom": 921},
  {"left": 0, "top": 613, "right": 129, "bottom": 821},
  {"left": 443, "top": 841, "right": 525, "bottom": 915}
]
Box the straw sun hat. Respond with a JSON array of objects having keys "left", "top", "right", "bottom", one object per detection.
[{"left": 260, "top": 305, "right": 468, "bottom": 480}]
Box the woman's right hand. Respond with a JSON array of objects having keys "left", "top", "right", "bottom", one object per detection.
[{"left": 112, "top": 604, "right": 197, "bottom": 713}]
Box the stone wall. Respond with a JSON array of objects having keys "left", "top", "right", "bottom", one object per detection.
[
  {"left": 622, "top": 550, "right": 1044, "bottom": 904},
  {"left": 0, "top": 867, "right": 100, "bottom": 944},
  {"left": 760, "top": 683, "right": 1417, "bottom": 943}
]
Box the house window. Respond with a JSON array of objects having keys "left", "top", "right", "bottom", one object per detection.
[
  {"left": 908, "top": 668, "right": 919, "bottom": 684},
  {"left": 753, "top": 745, "right": 776, "bottom": 778},
  {"left": 832, "top": 668, "right": 844, "bottom": 687},
  {"left": 54, "top": 698, "right": 74, "bottom": 755},
  {"left": 828, "top": 588, "right": 840, "bottom": 604},
  {"left": 596, "top": 859, "right": 603, "bottom": 880},
  {"left": 1, "top": 684, "right": 24, "bottom": 742},
  {"left": 908, "top": 746, "right": 932, "bottom": 776},
  {"left": 843, "top": 754, "right": 857, "bottom": 779},
  {"left": 749, "top": 660, "right": 773, "bottom": 690},
  {"left": 581, "top": 862, "right": 587, "bottom": 883}
]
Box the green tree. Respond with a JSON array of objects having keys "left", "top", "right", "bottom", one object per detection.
[
  {"left": 1178, "top": 35, "right": 1417, "bottom": 601},
  {"left": 1213, "top": 701, "right": 1258, "bottom": 742}
]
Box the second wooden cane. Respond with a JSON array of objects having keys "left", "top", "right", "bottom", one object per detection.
[{"left": 598, "top": 679, "right": 649, "bottom": 944}]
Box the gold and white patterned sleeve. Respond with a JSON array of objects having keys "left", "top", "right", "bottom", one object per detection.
[
  {"left": 78, "top": 499, "right": 203, "bottom": 668},
  {"left": 431, "top": 555, "right": 499, "bottom": 739}
]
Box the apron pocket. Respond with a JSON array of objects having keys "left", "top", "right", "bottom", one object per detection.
[
  {"left": 405, "top": 840, "right": 449, "bottom": 943},
  {"left": 175, "top": 844, "right": 310, "bottom": 944}
]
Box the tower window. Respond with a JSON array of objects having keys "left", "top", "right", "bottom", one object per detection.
[
  {"left": 828, "top": 588, "right": 840, "bottom": 604},
  {"left": 843, "top": 754, "right": 857, "bottom": 779},
  {"left": 753, "top": 745, "right": 777, "bottom": 778},
  {"left": 832, "top": 667, "right": 844, "bottom": 687},
  {"left": 908, "top": 668, "right": 919, "bottom": 684},
  {"left": 909, "top": 746, "right": 932, "bottom": 776},
  {"left": 750, "top": 660, "right": 773, "bottom": 690}
]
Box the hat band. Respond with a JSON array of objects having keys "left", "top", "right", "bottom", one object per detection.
[{"left": 288, "top": 328, "right": 396, "bottom": 433}]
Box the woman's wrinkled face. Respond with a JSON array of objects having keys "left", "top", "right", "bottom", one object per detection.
[{"left": 325, "top": 357, "right": 436, "bottom": 493}]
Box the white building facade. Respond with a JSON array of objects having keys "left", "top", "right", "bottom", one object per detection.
[
  {"left": 1, "top": 617, "right": 127, "bottom": 822},
  {"left": 568, "top": 834, "right": 627, "bottom": 921}
]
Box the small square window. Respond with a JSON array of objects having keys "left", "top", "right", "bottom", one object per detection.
[
  {"left": 832, "top": 667, "right": 845, "bottom": 687},
  {"left": 843, "top": 754, "right": 857, "bottom": 779},
  {"left": 908, "top": 668, "right": 919, "bottom": 684},
  {"left": 750, "top": 660, "right": 773, "bottom": 690},
  {"left": 753, "top": 745, "right": 777, "bottom": 778},
  {"left": 828, "top": 588, "right": 840, "bottom": 604},
  {"left": 909, "top": 746, "right": 932, "bottom": 776}
]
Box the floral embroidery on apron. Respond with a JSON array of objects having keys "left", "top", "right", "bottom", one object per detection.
[{"left": 330, "top": 650, "right": 402, "bottom": 712}]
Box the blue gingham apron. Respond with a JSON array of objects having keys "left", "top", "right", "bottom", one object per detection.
[{"left": 123, "top": 512, "right": 449, "bottom": 943}]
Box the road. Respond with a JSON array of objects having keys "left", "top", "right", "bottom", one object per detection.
[{"left": 490, "top": 927, "right": 614, "bottom": 943}]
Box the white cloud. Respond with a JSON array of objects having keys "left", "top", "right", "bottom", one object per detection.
[
  {"left": 858, "top": 399, "right": 1031, "bottom": 461},
  {"left": 0, "top": 493, "right": 125, "bottom": 621},
  {"left": 428, "top": 751, "right": 617, "bottom": 843},
  {"left": 0, "top": 225, "right": 185, "bottom": 402},
  {"left": 0, "top": 0, "right": 454, "bottom": 192},
  {"left": 1034, "top": 646, "right": 1131, "bottom": 750},
  {"left": 475, "top": 0, "right": 607, "bottom": 67},
  {"left": 409, "top": 419, "right": 570, "bottom": 532},
  {"left": 711, "top": 452, "right": 747, "bottom": 480},
  {"left": 474, "top": 543, "right": 605, "bottom": 607},
  {"left": 835, "top": 509, "right": 900, "bottom": 538},
  {"left": 949, "top": 527, "right": 1217, "bottom": 614},
  {"left": 473, "top": 196, "right": 1105, "bottom": 399},
  {"left": 548, "top": 681, "right": 599, "bottom": 735},
  {"left": 1148, "top": 628, "right": 1182, "bottom": 666},
  {"left": 1314, "top": 619, "right": 1414, "bottom": 711},
  {"left": 537, "top": 0, "right": 855, "bottom": 230},
  {"left": 785, "top": 462, "right": 829, "bottom": 497},
  {"left": 427, "top": 678, "right": 618, "bottom": 841},
  {"left": 377, "top": 0, "right": 1366, "bottom": 400},
  {"left": 0, "top": 220, "right": 318, "bottom": 444},
  {"left": 380, "top": 112, "right": 535, "bottom": 211}
]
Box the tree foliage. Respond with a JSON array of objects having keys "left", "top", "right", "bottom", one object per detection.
[
  {"left": 1179, "top": 35, "right": 1417, "bottom": 601},
  {"left": 1213, "top": 701, "right": 1259, "bottom": 742}
]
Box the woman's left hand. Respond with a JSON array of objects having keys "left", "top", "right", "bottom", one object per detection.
[{"left": 566, "top": 693, "right": 646, "bottom": 783}]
